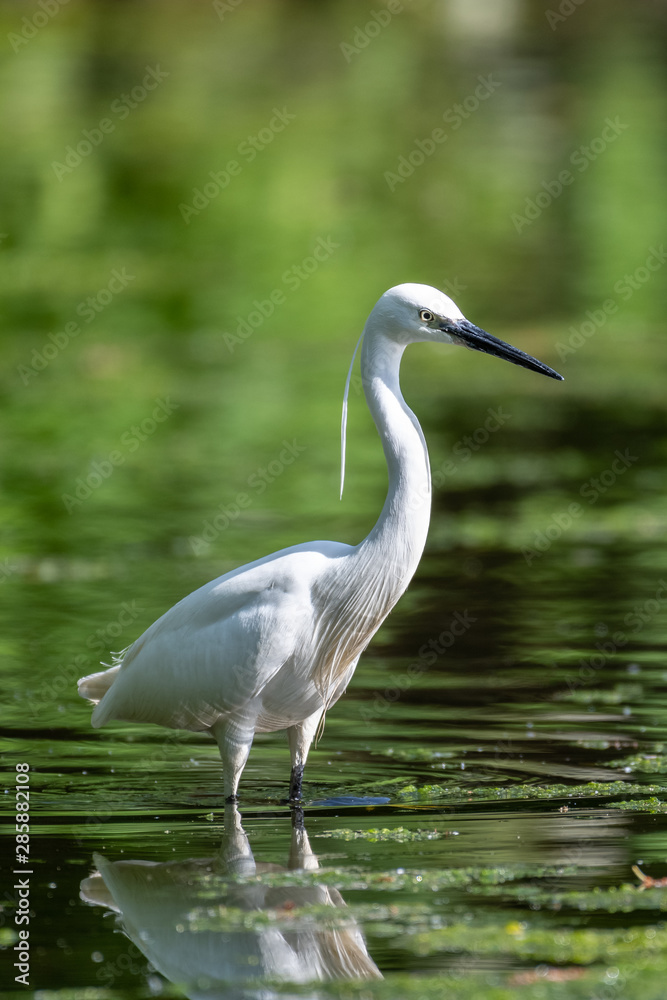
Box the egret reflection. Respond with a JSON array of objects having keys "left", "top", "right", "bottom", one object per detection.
[{"left": 80, "top": 806, "right": 381, "bottom": 998}]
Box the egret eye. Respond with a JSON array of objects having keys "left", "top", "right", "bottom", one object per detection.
[{"left": 419, "top": 309, "right": 434, "bottom": 323}]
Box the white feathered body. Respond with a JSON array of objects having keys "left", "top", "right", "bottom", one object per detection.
[{"left": 81, "top": 533, "right": 417, "bottom": 735}]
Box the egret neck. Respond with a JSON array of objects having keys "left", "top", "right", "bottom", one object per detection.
[
  {"left": 355, "top": 326, "right": 432, "bottom": 600},
  {"left": 311, "top": 327, "right": 432, "bottom": 710}
]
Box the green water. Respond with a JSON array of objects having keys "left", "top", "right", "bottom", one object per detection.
[{"left": 2, "top": 1, "right": 667, "bottom": 997}]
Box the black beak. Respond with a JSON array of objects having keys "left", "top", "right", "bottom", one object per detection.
[{"left": 446, "top": 319, "right": 564, "bottom": 381}]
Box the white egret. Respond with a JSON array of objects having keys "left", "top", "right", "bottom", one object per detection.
[{"left": 78, "top": 283, "right": 562, "bottom": 802}]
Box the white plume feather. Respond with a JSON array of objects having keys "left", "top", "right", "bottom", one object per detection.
[{"left": 340, "top": 331, "right": 365, "bottom": 500}]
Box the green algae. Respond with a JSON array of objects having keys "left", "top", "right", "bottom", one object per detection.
[
  {"left": 184, "top": 886, "right": 667, "bottom": 1000},
  {"left": 396, "top": 918, "right": 667, "bottom": 966},
  {"left": 378, "top": 747, "right": 457, "bottom": 762},
  {"left": 187, "top": 876, "right": 667, "bottom": 934},
  {"left": 318, "top": 825, "right": 443, "bottom": 842},
  {"left": 606, "top": 796, "right": 667, "bottom": 812},
  {"left": 195, "top": 863, "right": 584, "bottom": 895},
  {"left": 390, "top": 779, "right": 665, "bottom": 803},
  {"left": 609, "top": 753, "right": 667, "bottom": 773},
  {"left": 467, "top": 881, "right": 667, "bottom": 912}
]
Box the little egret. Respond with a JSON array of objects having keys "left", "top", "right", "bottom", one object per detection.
[{"left": 78, "top": 283, "right": 562, "bottom": 802}]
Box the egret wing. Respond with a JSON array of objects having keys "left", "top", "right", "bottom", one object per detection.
[{"left": 90, "top": 545, "right": 340, "bottom": 731}]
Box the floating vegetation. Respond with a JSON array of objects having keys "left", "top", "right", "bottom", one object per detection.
[
  {"left": 609, "top": 753, "right": 667, "bottom": 773},
  {"left": 195, "top": 863, "right": 585, "bottom": 894},
  {"left": 606, "top": 797, "right": 667, "bottom": 812},
  {"left": 391, "top": 780, "right": 665, "bottom": 803},
  {"left": 378, "top": 747, "right": 457, "bottom": 762},
  {"left": 396, "top": 918, "right": 667, "bottom": 966},
  {"left": 318, "top": 826, "right": 443, "bottom": 842},
  {"left": 466, "top": 881, "right": 667, "bottom": 912}
]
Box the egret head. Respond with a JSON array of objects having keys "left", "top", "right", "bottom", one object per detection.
[
  {"left": 341, "top": 282, "right": 563, "bottom": 498},
  {"left": 372, "top": 283, "right": 563, "bottom": 381}
]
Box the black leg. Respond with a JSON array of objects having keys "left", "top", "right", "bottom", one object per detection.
[
  {"left": 291, "top": 804, "right": 305, "bottom": 831},
  {"left": 289, "top": 763, "right": 304, "bottom": 803}
]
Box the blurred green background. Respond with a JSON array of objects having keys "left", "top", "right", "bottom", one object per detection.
[{"left": 1, "top": 0, "right": 665, "bottom": 579}]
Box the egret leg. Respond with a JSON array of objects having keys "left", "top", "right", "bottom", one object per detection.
[
  {"left": 211, "top": 719, "right": 255, "bottom": 802},
  {"left": 289, "top": 765, "right": 304, "bottom": 804},
  {"left": 287, "top": 708, "right": 323, "bottom": 803},
  {"left": 289, "top": 810, "right": 319, "bottom": 869},
  {"left": 220, "top": 803, "right": 257, "bottom": 877},
  {"left": 290, "top": 803, "right": 305, "bottom": 833}
]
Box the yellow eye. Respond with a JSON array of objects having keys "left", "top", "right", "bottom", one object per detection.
[{"left": 419, "top": 309, "right": 434, "bottom": 323}]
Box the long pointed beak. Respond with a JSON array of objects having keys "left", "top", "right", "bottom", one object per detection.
[{"left": 448, "top": 319, "right": 564, "bottom": 381}]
